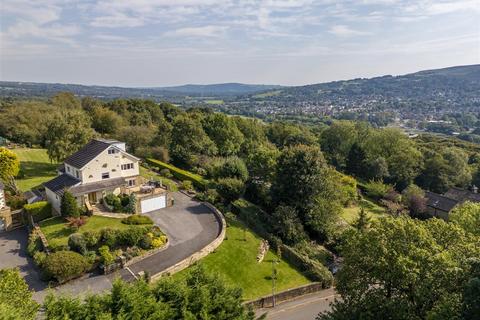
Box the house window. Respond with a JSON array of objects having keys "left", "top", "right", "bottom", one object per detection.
[
  {"left": 75, "top": 170, "right": 80, "bottom": 179},
  {"left": 66, "top": 166, "right": 70, "bottom": 172},
  {"left": 102, "top": 172, "right": 110, "bottom": 179},
  {"left": 121, "top": 163, "right": 134, "bottom": 170},
  {"left": 108, "top": 148, "right": 118, "bottom": 154},
  {"left": 127, "top": 179, "right": 135, "bottom": 187}
]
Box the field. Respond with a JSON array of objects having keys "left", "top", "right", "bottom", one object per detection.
[
  {"left": 341, "top": 198, "right": 386, "bottom": 224},
  {"left": 39, "top": 216, "right": 131, "bottom": 248},
  {"left": 172, "top": 216, "right": 311, "bottom": 300},
  {"left": 13, "top": 148, "right": 58, "bottom": 191}
]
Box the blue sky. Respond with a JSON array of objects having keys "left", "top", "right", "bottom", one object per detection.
[{"left": 1, "top": 0, "right": 479, "bottom": 86}]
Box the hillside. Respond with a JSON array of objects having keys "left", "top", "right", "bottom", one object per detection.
[
  {"left": 0, "top": 81, "right": 281, "bottom": 100},
  {"left": 204, "top": 65, "right": 480, "bottom": 124}
]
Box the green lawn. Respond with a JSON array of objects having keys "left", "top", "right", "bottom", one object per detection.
[
  {"left": 172, "top": 217, "right": 311, "bottom": 300},
  {"left": 40, "top": 216, "right": 131, "bottom": 248},
  {"left": 341, "top": 198, "right": 386, "bottom": 224},
  {"left": 13, "top": 148, "right": 58, "bottom": 191},
  {"left": 139, "top": 166, "right": 178, "bottom": 192}
]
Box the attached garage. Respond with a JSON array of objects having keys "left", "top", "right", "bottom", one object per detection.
[{"left": 140, "top": 194, "right": 167, "bottom": 214}]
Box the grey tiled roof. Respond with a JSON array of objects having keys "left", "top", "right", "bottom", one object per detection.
[
  {"left": 70, "top": 177, "right": 126, "bottom": 195},
  {"left": 425, "top": 191, "right": 458, "bottom": 212},
  {"left": 43, "top": 174, "right": 80, "bottom": 196},
  {"left": 64, "top": 139, "right": 111, "bottom": 169}
]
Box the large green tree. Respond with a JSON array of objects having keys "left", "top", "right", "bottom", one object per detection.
[
  {"left": 203, "top": 113, "right": 244, "bottom": 156},
  {"left": 0, "top": 147, "right": 20, "bottom": 192},
  {"left": 45, "top": 109, "right": 95, "bottom": 162},
  {"left": 318, "top": 217, "right": 480, "bottom": 320},
  {"left": 170, "top": 115, "right": 217, "bottom": 167},
  {"left": 43, "top": 266, "right": 255, "bottom": 320},
  {"left": 0, "top": 269, "right": 39, "bottom": 320},
  {"left": 321, "top": 121, "right": 358, "bottom": 170}
]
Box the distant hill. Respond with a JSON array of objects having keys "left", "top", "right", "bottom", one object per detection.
[
  {"left": 0, "top": 81, "right": 282, "bottom": 100},
  {"left": 160, "top": 83, "right": 282, "bottom": 95},
  {"left": 214, "top": 65, "right": 480, "bottom": 121}
]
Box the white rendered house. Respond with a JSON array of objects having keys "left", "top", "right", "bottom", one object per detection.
[{"left": 44, "top": 139, "right": 142, "bottom": 214}]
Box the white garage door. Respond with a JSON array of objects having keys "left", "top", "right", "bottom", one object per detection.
[{"left": 140, "top": 195, "right": 167, "bottom": 213}]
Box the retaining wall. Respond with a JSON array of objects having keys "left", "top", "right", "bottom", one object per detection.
[
  {"left": 150, "top": 201, "right": 226, "bottom": 281},
  {"left": 244, "top": 282, "right": 325, "bottom": 309}
]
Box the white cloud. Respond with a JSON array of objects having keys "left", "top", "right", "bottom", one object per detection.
[
  {"left": 165, "top": 25, "right": 229, "bottom": 37},
  {"left": 328, "top": 25, "right": 371, "bottom": 37}
]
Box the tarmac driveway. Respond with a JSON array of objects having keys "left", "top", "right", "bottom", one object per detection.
[
  {"left": 0, "top": 228, "right": 46, "bottom": 294},
  {"left": 29, "top": 192, "right": 221, "bottom": 301}
]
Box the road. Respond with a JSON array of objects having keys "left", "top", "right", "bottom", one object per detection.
[
  {"left": 256, "top": 288, "right": 339, "bottom": 320},
  {"left": 0, "top": 192, "right": 221, "bottom": 302}
]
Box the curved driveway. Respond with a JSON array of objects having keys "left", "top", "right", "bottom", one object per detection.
[{"left": 21, "top": 192, "right": 221, "bottom": 302}]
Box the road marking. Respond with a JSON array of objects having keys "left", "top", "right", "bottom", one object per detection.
[
  {"left": 125, "top": 266, "right": 138, "bottom": 280},
  {"left": 266, "top": 294, "right": 338, "bottom": 317}
]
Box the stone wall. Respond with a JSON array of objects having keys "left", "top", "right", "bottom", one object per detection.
[
  {"left": 150, "top": 202, "right": 226, "bottom": 282},
  {"left": 244, "top": 282, "right": 326, "bottom": 309}
]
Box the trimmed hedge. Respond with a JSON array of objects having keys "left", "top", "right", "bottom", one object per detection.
[
  {"left": 43, "top": 251, "right": 90, "bottom": 283},
  {"left": 146, "top": 158, "right": 208, "bottom": 190},
  {"left": 122, "top": 215, "right": 153, "bottom": 225},
  {"left": 24, "top": 201, "right": 52, "bottom": 223}
]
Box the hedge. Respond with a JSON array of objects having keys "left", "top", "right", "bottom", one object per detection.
[
  {"left": 24, "top": 201, "right": 52, "bottom": 223},
  {"left": 43, "top": 251, "right": 90, "bottom": 283},
  {"left": 146, "top": 158, "right": 208, "bottom": 190}
]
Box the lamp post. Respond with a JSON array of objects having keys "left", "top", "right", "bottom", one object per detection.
[{"left": 271, "top": 260, "right": 278, "bottom": 307}]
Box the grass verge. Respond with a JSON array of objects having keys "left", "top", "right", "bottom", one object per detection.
[{"left": 341, "top": 198, "right": 386, "bottom": 224}]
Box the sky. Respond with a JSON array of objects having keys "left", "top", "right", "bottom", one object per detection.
[{"left": 0, "top": 0, "right": 479, "bottom": 87}]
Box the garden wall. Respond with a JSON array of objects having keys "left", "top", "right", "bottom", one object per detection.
[
  {"left": 244, "top": 282, "right": 327, "bottom": 309},
  {"left": 150, "top": 202, "right": 226, "bottom": 281}
]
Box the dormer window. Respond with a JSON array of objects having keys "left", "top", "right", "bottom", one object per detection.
[{"left": 108, "top": 148, "right": 118, "bottom": 155}]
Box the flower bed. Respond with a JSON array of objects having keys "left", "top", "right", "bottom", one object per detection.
[{"left": 31, "top": 215, "right": 166, "bottom": 284}]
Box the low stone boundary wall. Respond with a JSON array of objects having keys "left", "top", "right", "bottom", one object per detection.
[
  {"left": 244, "top": 282, "right": 325, "bottom": 309},
  {"left": 124, "top": 239, "right": 170, "bottom": 267},
  {"left": 150, "top": 202, "right": 226, "bottom": 281}
]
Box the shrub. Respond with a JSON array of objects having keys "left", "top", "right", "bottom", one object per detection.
[
  {"left": 160, "top": 168, "right": 172, "bottom": 178},
  {"left": 27, "top": 231, "right": 42, "bottom": 257},
  {"left": 151, "top": 235, "right": 167, "bottom": 248},
  {"left": 181, "top": 180, "right": 193, "bottom": 192},
  {"left": 82, "top": 230, "right": 100, "bottom": 248},
  {"left": 61, "top": 191, "right": 80, "bottom": 218},
  {"left": 119, "top": 228, "right": 146, "bottom": 247},
  {"left": 98, "top": 245, "right": 114, "bottom": 265},
  {"left": 195, "top": 189, "right": 220, "bottom": 205},
  {"left": 5, "top": 193, "right": 26, "bottom": 210},
  {"left": 68, "top": 233, "right": 87, "bottom": 255},
  {"left": 104, "top": 194, "right": 122, "bottom": 212},
  {"left": 139, "top": 234, "right": 152, "bottom": 250},
  {"left": 124, "top": 246, "right": 141, "bottom": 260},
  {"left": 33, "top": 251, "right": 47, "bottom": 267},
  {"left": 364, "top": 180, "right": 392, "bottom": 200},
  {"left": 100, "top": 228, "right": 120, "bottom": 248},
  {"left": 65, "top": 216, "right": 87, "bottom": 231},
  {"left": 84, "top": 251, "right": 97, "bottom": 265},
  {"left": 125, "top": 194, "right": 136, "bottom": 214},
  {"left": 216, "top": 178, "right": 245, "bottom": 203},
  {"left": 122, "top": 215, "right": 153, "bottom": 225},
  {"left": 146, "top": 158, "right": 208, "bottom": 190},
  {"left": 24, "top": 201, "right": 52, "bottom": 222},
  {"left": 43, "top": 251, "right": 90, "bottom": 283},
  {"left": 217, "top": 157, "right": 249, "bottom": 182}
]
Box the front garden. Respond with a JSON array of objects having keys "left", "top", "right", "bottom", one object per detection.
[{"left": 28, "top": 199, "right": 167, "bottom": 284}]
